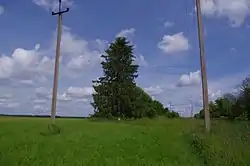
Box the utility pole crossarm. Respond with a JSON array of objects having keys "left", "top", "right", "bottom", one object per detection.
[
  {"left": 52, "top": 0, "right": 69, "bottom": 16},
  {"left": 52, "top": 8, "right": 69, "bottom": 15}
]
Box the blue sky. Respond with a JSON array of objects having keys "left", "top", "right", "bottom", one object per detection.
[{"left": 0, "top": 0, "right": 249, "bottom": 117}]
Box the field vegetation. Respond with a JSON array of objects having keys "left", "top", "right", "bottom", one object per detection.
[
  {"left": 0, "top": 37, "right": 249, "bottom": 165},
  {"left": 0, "top": 117, "right": 249, "bottom": 166}
]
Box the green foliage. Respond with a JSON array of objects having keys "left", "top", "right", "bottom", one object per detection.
[
  {"left": 1, "top": 117, "right": 249, "bottom": 165},
  {"left": 92, "top": 37, "right": 139, "bottom": 118},
  {"left": 131, "top": 86, "right": 157, "bottom": 118},
  {"left": 167, "top": 111, "right": 180, "bottom": 118},
  {"left": 194, "top": 76, "right": 250, "bottom": 121},
  {"left": 91, "top": 37, "right": 170, "bottom": 119},
  {"left": 187, "top": 120, "right": 250, "bottom": 166},
  {"left": 188, "top": 133, "right": 211, "bottom": 165}
]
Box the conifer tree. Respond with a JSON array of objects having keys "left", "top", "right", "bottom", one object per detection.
[{"left": 91, "top": 37, "right": 138, "bottom": 118}]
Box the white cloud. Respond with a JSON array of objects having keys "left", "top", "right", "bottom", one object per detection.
[
  {"left": 12, "top": 47, "right": 39, "bottom": 68},
  {"left": 32, "top": 0, "right": 74, "bottom": 11},
  {"left": 35, "top": 87, "right": 50, "bottom": 99},
  {"left": 164, "top": 21, "right": 174, "bottom": 28},
  {"left": 116, "top": 28, "right": 136, "bottom": 38},
  {"left": 0, "top": 25, "right": 104, "bottom": 85},
  {"left": 0, "top": 44, "right": 54, "bottom": 81},
  {"left": 201, "top": 0, "right": 250, "bottom": 27},
  {"left": 56, "top": 26, "right": 103, "bottom": 72},
  {"left": 144, "top": 86, "right": 164, "bottom": 96},
  {"left": 0, "top": 5, "right": 4, "bottom": 16},
  {"left": 66, "top": 86, "right": 95, "bottom": 98},
  {"left": 230, "top": 48, "right": 236, "bottom": 52},
  {"left": 33, "top": 99, "right": 47, "bottom": 104},
  {"left": 0, "top": 22, "right": 108, "bottom": 116},
  {"left": 0, "top": 94, "right": 13, "bottom": 100},
  {"left": 67, "top": 55, "right": 91, "bottom": 70},
  {"left": 34, "top": 86, "right": 94, "bottom": 103},
  {"left": 1, "top": 102, "right": 19, "bottom": 108},
  {"left": 140, "top": 70, "right": 247, "bottom": 116},
  {"left": 208, "top": 89, "right": 222, "bottom": 100},
  {"left": 57, "top": 93, "right": 72, "bottom": 102},
  {"left": 0, "top": 55, "right": 14, "bottom": 78},
  {"left": 135, "top": 54, "right": 148, "bottom": 66},
  {"left": 20, "top": 80, "right": 34, "bottom": 86},
  {"left": 177, "top": 70, "right": 201, "bottom": 87},
  {"left": 0, "top": 93, "right": 19, "bottom": 109},
  {"left": 158, "top": 32, "right": 190, "bottom": 54}
]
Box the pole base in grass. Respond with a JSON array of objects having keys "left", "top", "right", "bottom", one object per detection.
[{"left": 40, "top": 124, "right": 61, "bottom": 136}]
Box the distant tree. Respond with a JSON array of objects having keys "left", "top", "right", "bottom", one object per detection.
[
  {"left": 194, "top": 109, "right": 204, "bottom": 119},
  {"left": 151, "top": 100, "right": 165, "bottom": 115},
  {"left": 194, "top": 76, "right": 250, "bottom": 121},
  {"left": 91, "top": 37, "right": 183, "bottom": 120},
  {"left": 166, "top": 111, "right": 180, "bottom": 118},
  {"left": 230, "top": 100, "right": 244, "bottom": 120},
  {"left": 92, "top": 37, "right": 139, "bottom": 119},
  {"left": 163, "top": 107, "right": 180, "bottom": 118},
  {"left": 238, "top": 78, "right": 250, "bottom": 120},
  {"left": 132, "top": 86, "right": 157, "bottom": 118},
  {"left": 91, "top": 37, "right": 170, "bottom": 119}
]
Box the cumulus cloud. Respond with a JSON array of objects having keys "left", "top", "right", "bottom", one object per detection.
[
  {"left": 35, "top": 87, "right": 51, "bottom": 99},
  {"left": 135, "top": 54, "right": 148, "bottom": 67},
  {"left": 0, "top": 44, "right": 54, "bottom": 82},
  {"left": 177, "top": 70, "right": 201, "bottom": 87},
  {"left": 158, "top": 32, "right": 190, "bottom": 54},
  {"left": 0, "top": 21, "right": 108, "bottom": 115},
  {"left": 208, "top": 89, "right": 222, "bottom": 100},
  {"left": 0, "top": 5, "right": 4, "bottom": 16},
  {"left": 0, "top": 92, "right": 19, "bottom": 110},
  {"left": 35, "top": 86, "right": 94, "bottom": 98},
  {"left": 33, "top": 99, "right": 47, "bottom": 104},
  {"left": 66, "top": 86, "right": 95, "bottom": 98},
  {"left": 0, "top": 25, "right": 105, "bottom": 86},
  {"left": 164, "top": 21, "right": 174, "bottom": 28},
  {"left": 67, "top": 56, "right": 91, "bottom": 70},
  {"left": 0, "top": 94, "right": 13, "bottom": 102},
  {"left": 116, "top": 28, "right": 136, "bottom": 38},
  {"left": 32, "top": 0, "right": 74, "bottom": 11},
  {"left": 19, "top": 80, "right": 34, "bottom": 87},
  {"left": 142, "top": 70, "right": 245, "bottom": 116},
  {"left": 200, "top": 0, "right": 250, "bottom": 27},
  {"left": 57, "top": 26, "right": 103, "bottom": 72},
  {"left": 1, "top": 102, "right": 20, "bottom": 108},
  {"left": 144, "top": 86, "right": 164, "bottom": 96}
]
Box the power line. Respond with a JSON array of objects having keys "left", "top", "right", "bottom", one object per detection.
[{"left": 50, "top": 0, "right": 69, "bottom": 124}]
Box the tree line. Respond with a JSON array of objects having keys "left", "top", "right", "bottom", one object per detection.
[
  {"left": 90, "top": 37, "right": 179, "bottom": 119},
  {"left": 195, "top": 77, "right": 250, "bottom": 121}
]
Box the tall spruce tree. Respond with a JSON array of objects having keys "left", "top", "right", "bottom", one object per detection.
[{"left": 91, "top": 37, "right": 138, "bottom": 118}]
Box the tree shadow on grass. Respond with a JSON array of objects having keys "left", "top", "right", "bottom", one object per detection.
[{"left": 40, "top": 124, "right": 61, "bottom": 136}]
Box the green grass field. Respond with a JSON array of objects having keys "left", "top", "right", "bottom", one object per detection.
[{"left": 0, "top": 117, "right": 249, "bottom": 166}]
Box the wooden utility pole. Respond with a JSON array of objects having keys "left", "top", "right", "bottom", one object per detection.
[
  {"left": 50, "top": 0, "right": 69, "bottom": 124},
  {"left": 195, "top": 0, "right": 211, "bottom": 132}
]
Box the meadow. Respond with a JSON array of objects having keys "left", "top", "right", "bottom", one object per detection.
[{"left": 0, "top": 116, "right": 249, "bottom": 166}]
